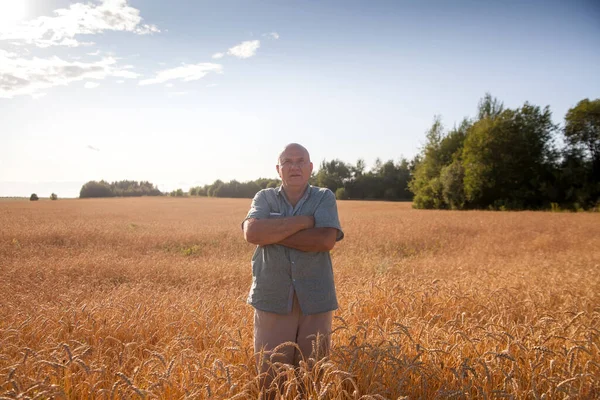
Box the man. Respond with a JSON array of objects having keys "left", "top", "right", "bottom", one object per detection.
[{"left": 242, "top": 143, "right": 344, "bottom": 376}]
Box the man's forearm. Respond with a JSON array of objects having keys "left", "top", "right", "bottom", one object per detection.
[
  {"left": 244, "top": 216, "right": 314, "bottom": 246},
  {"left": 277, "top": 228, "right": 337, "bottom": 252}
]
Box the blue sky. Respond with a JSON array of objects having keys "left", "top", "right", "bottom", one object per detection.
[{"left": 1, "top": 0, "right": 599, "bottom": 197}]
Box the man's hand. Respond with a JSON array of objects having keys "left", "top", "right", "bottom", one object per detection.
[{"left": 243, "top": 215, "right": 314, "bottom": 246}]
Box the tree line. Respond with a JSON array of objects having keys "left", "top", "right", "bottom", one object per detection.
[
  {"left": 77, "top": 94, "right": 599, "bottom": 210},
  {"left": 79, "top": 180, "right": 161, "bottom": 198},
  {"left": 410, "top": 95, "right": 599, "bottom": 210}
]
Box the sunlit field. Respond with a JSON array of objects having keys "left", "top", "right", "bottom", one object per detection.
[{"left": 1, "top": 197, "right": 599, "bottom": 399}]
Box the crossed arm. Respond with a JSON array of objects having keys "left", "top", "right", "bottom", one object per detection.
[{"left": 243, "top": 216, "right": 337, "bottom": 252}]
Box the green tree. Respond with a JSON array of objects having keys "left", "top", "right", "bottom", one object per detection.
[
  {"left": 463, "top": 103, "right": 558, "bottom": 209},
  {"left": 80, "top": 181, "right": 113, "bottom": 198},
  {"left": 557, "top": 148, "right": 595, "bottom": 209},
  {"left": 564, "top": 99, "right": 600, "bottom": 174},
  {"left": 335, "top": 187, "right": 349, "bottom": 200},
  {"left": 477, "top": 92, "right": 504, "bottom": 120},
  {"left": 563, "top": 98, "right": 600, "bottom": 207},
  {"left": 351, "top": 159, "right": 366, "bottom": 178},
  {"left": 79, "top": 180, "right": 161, "bottom": 198},
  {"left": 50, "top": 193, "right": 58, "bottom": 200},
  {"left": 315, "top": 159, "right": 351, "bottom": 192},
  {"left": 409, "top": 116, "right": 447, "bottom": 208},
  {"left": 440, "top": 160, "right": 465, "bottom": 209},
  {"left": 30, "top": 193, "right": 39, "bottom": 201}
]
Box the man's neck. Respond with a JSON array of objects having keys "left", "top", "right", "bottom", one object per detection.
[{"left": 282, "top": 184, "right": 308, "bottom": 208}]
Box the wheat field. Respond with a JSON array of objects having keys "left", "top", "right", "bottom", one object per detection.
[{"left": 0, "top": 197, "right": 599, "bottom": 399}]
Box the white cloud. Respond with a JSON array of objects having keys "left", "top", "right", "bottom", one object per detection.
[
  {"left": 227, "top": 40, "right": 260, "bottom": 59},
  {"left": 139, "top": 63, "right": 223, "bottom": 86},
  {"left": 206, "top": 83, "right": 218, "bottom": 88},
  {"left": 165, "top": 83, "right": 174, "bottom": 88},
  {"left": 87, "top": 50, "right": 101, "bottom": 56},
  {"left": 0, "top": 0, "right": 159, "bottom": 48},
  {"left": 212, "top": 52, "right": 225, "bottom": 59},
  {"left": 116, "top": 80, "right": 125, "bottom": 84},
  {"left": 31, "top": 92, "right": 47, "bottom": 100},
  {"left": 266, "top": 32, "right": 279, "bottom": 40},
  {"left": 0, "top": 50, "right": 139, "bottom": 98},
  {"left": 84, "top": 82, "right": 100, "bottom": 89}
]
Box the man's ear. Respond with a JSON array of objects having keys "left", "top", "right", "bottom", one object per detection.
[
  {"left": 309, "top": 162, "right": 313, "bottom": 175},
  {"left": 276, "top": 164, "right": 281, "bottom": 178}
]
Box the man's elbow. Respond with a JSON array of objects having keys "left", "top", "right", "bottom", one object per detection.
[
  {"left": 244, "top": 229, "right": 263, "bottom": 245},
  {"left": 325, "top": 239, "right": 336, "bottom": 251},
  {"left": 243, "top": 221, "right": 259, "bottom": 245},
  {"left": 244, "top": 230, "right": 257, "bottom": 244},
  {"left": 322, "top": 231, "right": 337, "bottom": 251},
  {"left": 244, "top": 223, "right": 268, "bottom": 246}
]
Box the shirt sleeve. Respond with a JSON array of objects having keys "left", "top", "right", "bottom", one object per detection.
[
  {"left": 241, "top": 190, "right": 271, "bottom": 230},
  {"left": 314, "top": 189, "right": 344, "bottom": 241}
]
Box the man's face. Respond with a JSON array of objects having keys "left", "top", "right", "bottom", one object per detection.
[{"left": 276, "top": 146, "right": 313, "bottom": 188}]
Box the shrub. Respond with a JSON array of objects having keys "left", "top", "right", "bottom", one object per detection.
[
  {"left": 30, "top": 193, "right": 39, "bottom": 201},
  {"left": 80, "top": 181, "right": 113, "bottom": 198},
  {"left": 335, "top": 187, "right": 349, "bottom": 200},
  {"left": 50, "top": 193, "right": 58, "bottom": 200}
]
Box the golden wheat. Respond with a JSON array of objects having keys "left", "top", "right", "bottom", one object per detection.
[{"left": 0, "top": 197, "right": 599, "bottom": 399}]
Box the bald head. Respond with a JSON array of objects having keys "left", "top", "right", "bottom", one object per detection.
[
  {"left": 276, "top": 143, "right": 313, "bottom": 190},
  {"left": 278, "top": 143, "right": 311, "bottom": 164}
]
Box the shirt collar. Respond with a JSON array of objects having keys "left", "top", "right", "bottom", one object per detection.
[{"left": 277, "top": 184, "right": 312, "bottom": 201}]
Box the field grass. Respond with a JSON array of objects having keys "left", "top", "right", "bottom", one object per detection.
[{"left": 1, "top": 197, "right": 599, "bottom": 399}]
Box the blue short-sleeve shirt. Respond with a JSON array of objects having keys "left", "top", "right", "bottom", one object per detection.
[{"left": 243, "top": 185, "right": 344, "bottom": 315}]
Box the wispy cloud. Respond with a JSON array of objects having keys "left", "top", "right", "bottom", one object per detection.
[
  {"left": 265, "top": 32, "right": 280, "bottom": 40},
  {"left": 139, "top": 63, "right": 223, "bottom": 86},
  {"left": 84, "top": 82, "right": 100, "bottom": 89},
  {"left": 227, "top": 40, "right": 260, "bottom": 59},
  {"left": 212, "top": 39, "right": 261, "bottom": 60},
  {"left": 0, "top": 50, "right": 139, "bottom": 98},
  {"left": 87, "top": 145, "right": 100, "bottom": 151},
  {"left": 0, "top": 0, "right": 159, "bottom": 48}
]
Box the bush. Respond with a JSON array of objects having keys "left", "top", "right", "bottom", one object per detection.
[
  {"left": 30, "top": 193, "right": 39, "bottom": 201},
  {"left": 335, "top": 187, "right": 349, "bottom": 200},
  {"left": 80, "top": 181, "right": 113, "bottom": 198},
  {"left": 170, "top": 189, "right": 185, "bottom": 197},
  {"left": 50, "top": 193, "right": 58, "bottom": 200}
]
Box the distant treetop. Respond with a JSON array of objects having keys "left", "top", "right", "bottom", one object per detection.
[{"left": 79, "top": 180, "right": 162, "bottom": 198}]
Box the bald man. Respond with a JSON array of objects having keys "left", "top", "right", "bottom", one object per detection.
[{"left": 242, "top": 143, "right": 344, "bottom": 377}]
